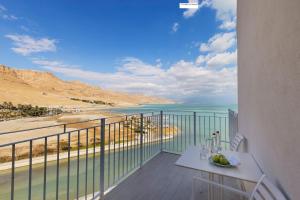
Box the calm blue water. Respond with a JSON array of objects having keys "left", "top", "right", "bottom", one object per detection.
[{"left": 110, "top": 103, "right": 237, "bottom": 114}]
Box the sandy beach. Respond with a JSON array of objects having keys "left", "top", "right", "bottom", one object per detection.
[{"left": 0, "top": 110, "right": 116, "bottom": 145}]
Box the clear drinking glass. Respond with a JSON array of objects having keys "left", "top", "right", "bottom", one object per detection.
[
  {"left": 200, "top": 144, "right": 208, "bottom": 159},
  {"left": 217, "top": 145, "right": 222, "bottom": 153}
]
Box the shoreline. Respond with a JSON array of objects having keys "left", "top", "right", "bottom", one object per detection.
[{"left": 0, "top": 135, "right": 174, "bottom": 172}]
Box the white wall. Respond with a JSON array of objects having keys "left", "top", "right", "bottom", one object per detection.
[{"left": 237, "top": 0, "right": 300, "bottom": 199}]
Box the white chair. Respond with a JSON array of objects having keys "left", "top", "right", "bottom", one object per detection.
[
  {"left": 193, "top": 174, "right": 287, "bottom": 200},
  {"left": 228, "top": 133, "right": 245, "bottom": 151},
  {"left": 206, "top": 133, "right": 245, "bottom": 152}
]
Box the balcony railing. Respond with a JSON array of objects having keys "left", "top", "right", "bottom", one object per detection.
[{"left": 0, "top": 110, "right": 236, "bottom": 200}]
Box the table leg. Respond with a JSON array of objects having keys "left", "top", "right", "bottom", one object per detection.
[
  {"left": 240, "top": 180, "right": 246, "bottom": 200},
  {"left": 192, "top": 178, "right": 195, "bottom": 200},
  {"left": 218, "top": 175, "right": 224, "bottom": 200},
  {"left": 212, "top": 174, "right": 214, "bottom": 200},
  {"left": 208, "top": 173, "right": 212, "bottom": 200}
]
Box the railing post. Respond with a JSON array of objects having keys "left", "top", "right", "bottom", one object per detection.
[
  {"left": 160, "top": 111, "right": 163, "bottom": 151},
  {"left": 194, "top": 112, "right": 196, "bottom": 146},
  {"left": 140, "top": 113, "right": 143, "bottom": 168},
  {"left": 63, "top": 124, "right": 66, "bottom": 133},
  {"left": 213, "top": 112, "right": 216, "bottom": 132},
  {"left": 100, "top": 118, "right": 105, "bottom": 199},
  {"left": 11, "top": 144, "right": 15, "bottom": 200}
]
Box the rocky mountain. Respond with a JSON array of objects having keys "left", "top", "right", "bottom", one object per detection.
[{"left": 0, "top": 65, "right": 173, "bottom": 108}]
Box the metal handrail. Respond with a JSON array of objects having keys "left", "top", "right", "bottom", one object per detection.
[
  {"left": 0, "top": 114, "right": 134, "bottom": 136},
  {"left": 0, "top": 118, "right": 101, "bottom": 136},
  {"left": 0, "top": 125, "right": 101, "bottom": 148}
]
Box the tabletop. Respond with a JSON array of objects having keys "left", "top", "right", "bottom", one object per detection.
[{"left": 175, "top": 146, "right": 262, "bottom": 183}]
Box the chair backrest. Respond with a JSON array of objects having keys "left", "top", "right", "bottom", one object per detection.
[
  {"left": 250, "top": 175, "right": 287, "bottom": 200},
  {"left": 230, "top": 133, "right": 245, "bottom": 151}
]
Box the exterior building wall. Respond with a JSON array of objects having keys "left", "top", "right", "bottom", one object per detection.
[{"left": 237, "top": 0, "right": 300, "bottom": 198}]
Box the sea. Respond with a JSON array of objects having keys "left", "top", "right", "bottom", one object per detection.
[{"left": 110, "top": 103, "right": 237, "bottom": 114}]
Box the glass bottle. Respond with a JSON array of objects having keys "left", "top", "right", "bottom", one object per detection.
[
  {"left": 216, "top": 131, "right": 222, "bottom": 153},
  {"left": 211, "top": 132, "right": 217, "bottom": 153}
]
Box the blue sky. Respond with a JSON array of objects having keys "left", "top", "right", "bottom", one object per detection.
[{"left": 0, "top": 0, "right": 237, "bottom": 104}]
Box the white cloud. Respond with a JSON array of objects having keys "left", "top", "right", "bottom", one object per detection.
[
  {"left": 32, "top": 57, "right": 237, "bottom": 103},
  {"left": 211, "top": 0, "right": 236, "bottom": 30},
  {"left": 182, "top": 0, "right": 198, "bottom": 18},
  {"left": 219, "top": 20, "right": 236, "bottom": 30},
  {"left": 182, "top": 0, "right": 236, "bottom": 30},
  {"left": 0, "top": 4, "right": 7, "bottom": 12},
  {"left": 206, "top": 50, "right": 237, "bottom": 67},
  {"left": 210, "top": 0, "right": 236, "bottom": 22},
  {"left": 32, "top": 59, "right": 79, "bottom": 69},
  {"left": 195, "top": 55, "right": 208, "bottom": 65},
  {"left": 199, "top": 32, "right": 236, "bottom": 53},
  {"left": 172, "top": 22, "right": 179, "bottom": 32},
  {"left": 183, "top": 0, "right": 210, "bottom": 18},
  {"left": 183, "top": 8, "right": 199, "bottom": 18},
  {"left": 195, "top": 50, "right": 236, "bottom": 66},
  {"left": 5, "top": 34, "right": 57, "bottom": 56},
  {"left": 0, "top": 4, "right": 19, "bottom": 21},
  {"left": 2, "top": 14, "right": 18, "bottom": 20},
  {"left": 118, "top": 57, "right": 163, "bottom": 76}
]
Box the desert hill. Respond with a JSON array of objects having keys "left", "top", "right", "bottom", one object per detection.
[{"left": 0, "top": 65, "right": 173, "bottom": 108}]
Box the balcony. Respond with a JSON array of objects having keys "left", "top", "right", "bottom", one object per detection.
[{"left": 0, "top": 110, "right": 236, "bottom": 200}]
